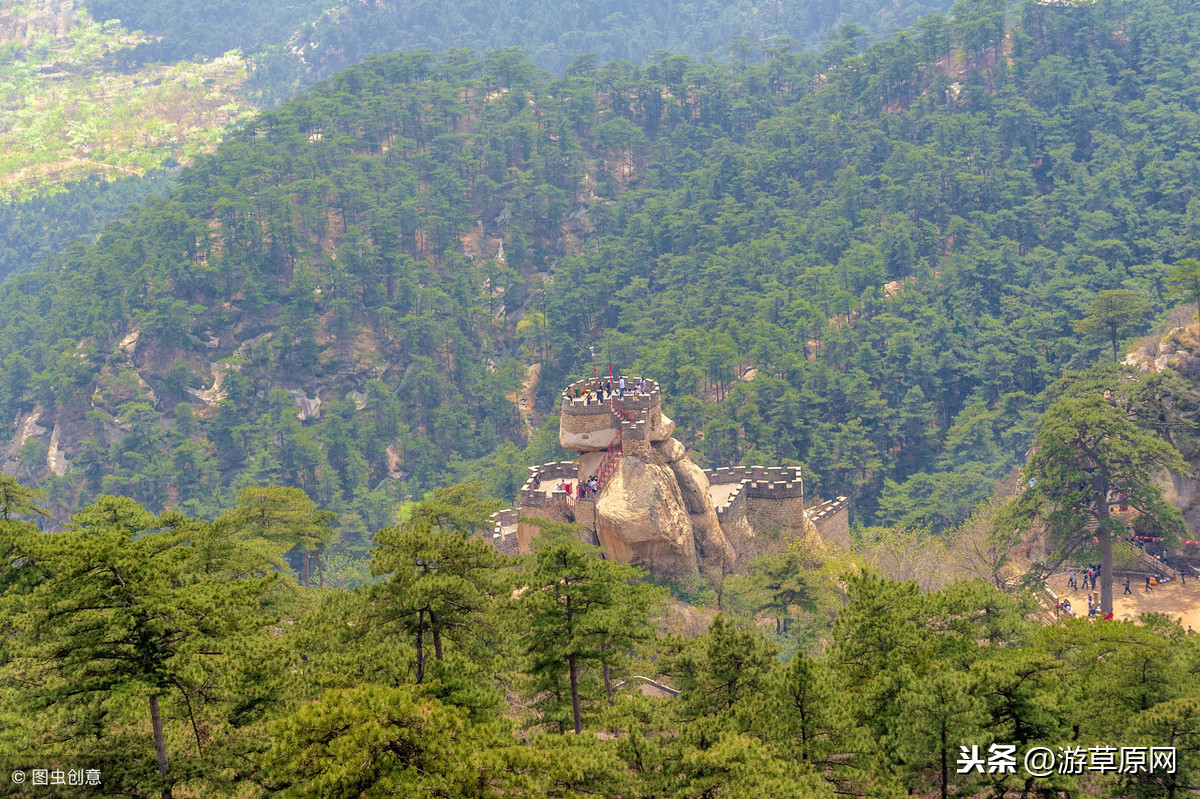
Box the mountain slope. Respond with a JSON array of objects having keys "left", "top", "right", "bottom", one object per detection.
[{"left": 1, "top": 0, "right": 1199, "bottom": 536}]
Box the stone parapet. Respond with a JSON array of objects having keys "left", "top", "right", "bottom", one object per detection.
[
  {"left": 713, "top": 482, "right": 749, "bottom": 524},
  {"left": 562, "top": 376, "right": 661, "bottom": 410},
  {"left": 620, "top": 407, "right": 650, "bottom": 441},
  {"left": 561, "top": 377, "right": 662, "bottom": 452},
  {"left": 704, "top": 466, "right": 804, "bottom": 499},
  {"left": 517, "top": 461, "right": 578, "bottom": 510},
  {"left": 486, "top": 509, "right": 520, "bottom": 557},
  {"left": 807, "top": 497, "right": 850, "bottom": 550},
  {"left": 490, "top": 508, "right": 518, "bottom": 532},
  {"left": 705, "top": 465, "right": 807, "bottom": 537}
]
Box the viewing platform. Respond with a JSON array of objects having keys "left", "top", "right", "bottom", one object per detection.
[{"left": 559, "top": 377, "right": 673, "bottom": 452}]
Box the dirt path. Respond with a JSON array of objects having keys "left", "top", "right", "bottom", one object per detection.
[
  {"left": 1052, "top": 572, "right": 1200, "bottom": 629},
  {"left": 509, "top": 362, "right": 541, "bottom": 433}
]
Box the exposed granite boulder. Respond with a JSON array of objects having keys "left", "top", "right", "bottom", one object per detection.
[
  {"left": 649, "top": 411, "right": 676, "bottom": 442},
  {"left": 1125, "top": 325, "right": 1200, "bottom": 376},
  {"left": 668, "top": 455, "right": 737, "bottom": 580},
  {"left": 595, "top": 454, "right": 699, "bottom": 579},
  {"left": 654, "top": 436, "right": 686, "bottom": 463}
]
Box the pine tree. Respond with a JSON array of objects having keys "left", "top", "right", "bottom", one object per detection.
[
  {"left": 1018, "top": 373, "right": 1187, "bottom": 613},
  {"left": 371, "top": 518, "right": 508, "bottom": 683},
  {"left": 4, "top": 496, "right": 279, "bottom": 798},
  {"left": 521, "top": 537, "right": 661, "bottom": 734}
]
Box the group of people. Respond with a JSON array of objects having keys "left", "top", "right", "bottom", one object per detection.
[
  {"left": 1067, "top": 565, "right": 1195, "bottom": 598},
  {"left": 1066, "top": 566, "right": 1102, "bottom": 591},
  {"left": 530, "top": 475, "right": 601, "bottom": 500},
  {"left": 1053, "top": 596, "right": 1115, "bottom": 621},
  {"left": 578, "top": 474, "right": 600, "bottom": 499},
  {"left": 576, "top": 376, "right": 647, "bottom": 405}
]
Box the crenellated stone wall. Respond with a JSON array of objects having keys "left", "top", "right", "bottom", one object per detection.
[
  {"left": 516, "top": 462, "right": 577, "bottom": 509},
  {"left": 807, "top": 496, "right": 850, "bottom": 550},
  {"left": 707, "top": 466, "right": 804, "bottom": 497},
  {"left": 486, "top": 509, "right": 520, "bottom": 557},
  {"left": 712, "top": 481, "right": 749, "bottom": 526},
  {"left": 705, "top": 465, "right": 806, "bottom": 537},
  {"left": 514, "top": 378, "right": 850, "bottom": 579},
  {"left": 515, "top": 461, "right": 578, "bottom": 553},
  {"left": 560, "top": 377, "right": 666, "bottom": 451}
]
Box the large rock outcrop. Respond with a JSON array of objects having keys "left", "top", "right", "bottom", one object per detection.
[
  {"left": 594, "top": 451, "right": 700, "bottom": 579},
  {"left": 588, "top": 437, "right": 742, "bottom": 581},
  {"left": 548, "top": 377, "right": 816, "bottom": 580},
  {"left": 1123, "top": 322, "right": 1200, "bottom": 531},
  {"left": 657, "top": 438, "right": 736, "bottom": 581}
]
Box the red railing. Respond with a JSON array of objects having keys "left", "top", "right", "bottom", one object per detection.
[{"left": 586, "top": 401, "right": 630, "bottom": 498}]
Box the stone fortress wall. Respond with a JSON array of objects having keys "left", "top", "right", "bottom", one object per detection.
[
  {"left": 704, "top": 465, "right": 807, "bottom": 537},
  {"left": 711, "top": 480, "right": 748, "bottom": 525},
  {"left": 488, "top": 508, "right": 520, "bottom": 556},
  {"left": 516, "top": 461, "right": 577, "bottom": 510},
  {"left": 514, "top": 461, "right": 578, "bottom": 553},
  {"left": 807, "top": 496, "right": 851, "bottom": 550},
  {"left": 490, "top": 376, "right": 852, "bottom": 574},
  {"left": 560, "top": 377, "right": 668, "bottom": 452}
]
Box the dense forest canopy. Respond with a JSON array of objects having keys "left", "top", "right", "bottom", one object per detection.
[
  {"left": 3, "top": 0, "right": 1200, "bottom": 795},
  {"left": 0, "top": 0, "right": 963, "bottom": 330},
  {"left": 80, "top": 0, "right": 960, "bottom": 80},
  {"left": 1, "top": 488, "right": 1197, "bottom": 798},
  {"left": 1, "top": 0, "right": 1197, "bottom": 543}
]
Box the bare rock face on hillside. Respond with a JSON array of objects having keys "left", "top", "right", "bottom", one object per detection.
[
  {"left": 659, "top": 440, "right": 737, "bottom": 581},
  {"left": 590, "top": 437, "right": 739, "bottom": 581},
  {"left": 1123, "top": 322, "right": 1200, "bottom": 531},
  {"left": 1125, "top": 324, "right": 1200, "bottom": 376},
  {"left": 594, "top": 453, "right": 699, "bottom": 579}
]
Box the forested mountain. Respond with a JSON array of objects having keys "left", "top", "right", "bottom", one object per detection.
[
  {"left": 81, "top": 0, "right": 340, "bottom": 63},
  {"left": 81, "top": 0, "right": 960, "bottom": 86},
  {"left": 0, "top": 0, "right": 958, "bottom": 306},
  {"left": 261, "top": 0, "right": 960, "bottom": 96},
  {"left": 2, "top": 0, "right": 1199, "bottom": 543},
  {"left": 6, "top": 1, "right": 1200, "bottom": 794},
  {"left": 0, "top": 0, "right": 254, "bottom": 282}
]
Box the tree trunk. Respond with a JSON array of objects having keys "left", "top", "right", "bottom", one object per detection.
[
  {"left": 569, "top": 653, "right": 582, "bottom": 735},
  {"left": 415, "top": 609, "right": 425, "bottom": 684},
  {"left": 149, "top": 694, "right": 172, "bottom": 799},
  {"left": 940, "top": 726, "right": 948, "bottom": 799},
  {"left": 303, "top": 550, "right": 310, "bottom": 588},
  {"left": 430, "top": 609, "right": 443, "bottom": 661},
  {"left": 1096, "top": 474, "right": 1114, "bottom": 614},
  {"left": 316, "top": 551, "right": 325, "bottom": 588},
  {"left": 601, "top": 643, "right": 614, "bottom": 707}
]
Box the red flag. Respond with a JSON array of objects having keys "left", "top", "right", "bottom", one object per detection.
[
  {"left": 593, "top": 365, "right": 598, "bottom": 377},
  {"left": 608, "top": 363, "right": 613, "bottom": 376}
]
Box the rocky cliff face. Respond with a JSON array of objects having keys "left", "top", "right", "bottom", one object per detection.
[
  {"left": 657, "top": 439, "right": 736, "bottom": 582},
  {"left": 590, "top": 436, "right": 738, "bottom": 581},
  {"left": 595, "top": 450, "right": 698, "bottom": 578},
  {"left": 1125, "top": 324, "right": 1200, "bottom": 377},
  {"left": 1125, "top": 322, "right": 1200, "bottom": 530}
]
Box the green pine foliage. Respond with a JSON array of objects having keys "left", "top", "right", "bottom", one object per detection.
[
  {"left": 4, "top": 0, "right": 1200, "bottom": 537},
  {"left": 0, "top": 482, "right": 1196, "bottom": 796}
]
